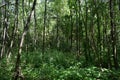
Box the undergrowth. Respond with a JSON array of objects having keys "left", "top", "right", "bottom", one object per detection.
[{"left": 0, "top": 50, "right": 120, "bottom": 80}]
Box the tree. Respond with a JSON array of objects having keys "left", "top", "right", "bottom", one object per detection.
[
  {"left": 42, "top": 0, "right": 47, "bottom": 54},
  {"left": 109, "top": 0, "right": 119, "bottom": 69},
  {"left": 13, "top": 0, "right": 37, "bottom": 79}
]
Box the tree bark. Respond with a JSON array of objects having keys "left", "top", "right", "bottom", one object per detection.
[
  {"left": 0, "top": 0, "right": 8, "bottom": 58},
  {"left": 13, "top": 0, "right": 37, "bottom": 79},
  {"left": 42, "top": 0, "right": 47, "bottom": 54},
  {"left": 109, "top": 0, "right": 119, "bottom": 70},
  {"left": 7, "top": 0, "right": 19, "bottom": 59}
]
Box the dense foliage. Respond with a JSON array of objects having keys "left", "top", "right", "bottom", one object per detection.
[
  {"left": 0, "top": 50, "right": 120, "bottom": 80},
  {"left": 0, "top": 0, "right": 120, "bottom": 80}
]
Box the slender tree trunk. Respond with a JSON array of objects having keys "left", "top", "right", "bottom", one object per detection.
[
  {"left": 109, "top": 0, "right": 119, "bottom": 69},
  {"left": 94, "top": 0, "right": 102, "bottom": 67},
  {"left": 0, "top": 7, "right": 2, "bottom": 50},
  {"left": 75, "top": 0, "right": 79, "bottom": 58},
  {"left": 84, "top": 0, "right": 89, "bottom": 62},
  {"left": 13, "top": 0, "right": 37, "bottom": 79},
  {"left": 7, "top": 0, "right": 19, "bottom": 59},
  {"left": 0, "top": 0, "right": 7, "bottom": 58},
  {"left": 70, "top": 9, "right": 73, "bottom": 51},
  {"left": 56, "top": 14, "right": 60, "bottom": 50},
  {"left": 42, "top": 0, "right": 47, "bottom": 54},
  {"left": 89, "top": 6, "right": 98, "bottom": 63},
  {"left": 34, "top": 9, "right": 37, "bottom": 51},
  {"left": 119, "top": 0, "right": 120, "bottom": 10},
  {"left": 78, "top": 0, "right": 82, "bottom": 56}
]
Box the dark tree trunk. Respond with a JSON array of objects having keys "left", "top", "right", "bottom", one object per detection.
[
  {"left": 84, "top": 0, "right": 89, "bottom": 62},
  {"left": 34, "top": 9, "right": 37, "bottom": 51},
  {"left": 109, "top": 0, "right": 119, "bottom": 70},
  {"left": 42, "top": 0, "right": 47, "bottom": 54},
  {"left": 70, "top": 9, "right": 73, "bottom": 52}
]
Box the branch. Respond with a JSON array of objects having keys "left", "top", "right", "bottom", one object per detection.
[{"left": 0, "top": 4, "right": 6, "bottom": 8}]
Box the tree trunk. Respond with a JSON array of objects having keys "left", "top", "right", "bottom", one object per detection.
[
  {"left": 7, "top": 0, "right": 19, "bottom": 59},
  {"left": 13, "top": 0, "right": 37, "bottom": 79},
  {"left": 42, "top": 0, "right": 47, "bottom": 54},
  {"left": 0, "top": 0, "right": 8, "bottom": 58},
  {"left": 109, "top": 0, "right": 119, "bottom": 70}
]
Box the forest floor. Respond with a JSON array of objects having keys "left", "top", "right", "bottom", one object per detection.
[{"left": 0, "top": 50, "right": 120, "bottom": 80}]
